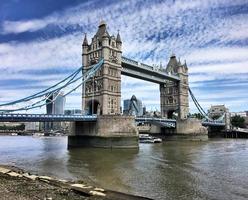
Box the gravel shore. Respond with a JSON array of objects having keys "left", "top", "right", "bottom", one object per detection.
[{"left": 0, "top": 165, "right": 152, "bottom": 200}]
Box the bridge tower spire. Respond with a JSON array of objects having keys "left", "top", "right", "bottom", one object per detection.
[{"left": 82, "top": 21, "right": 122, "bottom": 115}]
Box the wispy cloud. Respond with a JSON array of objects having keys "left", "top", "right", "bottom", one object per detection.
[
  {"left": 2, "top": 19, "right": 50, "bottom": 34},
  {"left": 0, "top": 0, "right": 248, "bottom": 112}
]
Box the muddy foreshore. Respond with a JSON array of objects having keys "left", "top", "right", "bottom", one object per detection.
[{"left": 0, "top": 165, "right": 152, "bottom": 200}]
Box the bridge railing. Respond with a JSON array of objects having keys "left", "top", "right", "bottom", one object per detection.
[
  {"left": 0, "top": 113, "right": 97, "bottom": 121},
  {"left": 140, "top": 63, "right": 154, "bottom": 71},
  {"left": 122, "top": 56, "right": 158, "bottom": 72},
  {"left": 135, "top": 116, "right": 176, "bottom": 122},
  {"left": 122, "top": 56, "right": 139, "bottom": 66}
]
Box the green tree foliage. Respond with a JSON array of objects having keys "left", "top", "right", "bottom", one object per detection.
[
  {"left": 212, "top": 115, "right": 221, "bottom": 120},
  {"left": 188, "top": 113, "right": 204, "bottom": 119},
  {"left": 231, "top": 115, "right": 246, "bottom": 128},
  {"left": 0, "top": 124, "right": 25, "bottom": 131}
]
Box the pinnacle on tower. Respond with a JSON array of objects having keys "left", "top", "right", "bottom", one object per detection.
[
  {"left": 116, "top": 30, "right": 122, "bottom": 43},
  {"left": 178, "top": 57, "right": 181, "bottom": 65},
  {"left": 96, "top": 20, "right": 109, "bottom": 41},
  {"left": 83, "top": 33, "right": 88, "bottom": 46}
]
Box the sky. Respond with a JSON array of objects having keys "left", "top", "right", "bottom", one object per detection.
[{"left": 0, "top": 0, "right": 248, "bottom": 114}]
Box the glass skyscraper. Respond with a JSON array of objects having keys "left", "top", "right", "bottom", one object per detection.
[
  {"left": 123, "top": 95, "right": 143, "bottom": 116},
  {"left": 46, "top": 91, "right": 65, "bottom": 114}
]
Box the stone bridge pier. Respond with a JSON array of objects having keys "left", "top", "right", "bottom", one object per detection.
[{"left": 68, "top": 115, "right": 138, "bottom": 148}]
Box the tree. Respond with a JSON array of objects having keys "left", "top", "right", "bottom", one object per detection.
[
  {"left": 189, "top": 113, "right": 204, "bottom": 119},
  {"left": 231, "top": 115, "right": 246, "bottom": 128},
  {"left": 212, "top": 115, "right": 221, "bottom": 120}
]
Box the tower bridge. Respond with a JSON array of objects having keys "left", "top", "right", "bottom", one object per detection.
[
  {"left": 0, "top": 21, "right": 228, "bottom": 148},
  {"left": 82, "top": 21, "right": 189, "bottom": 120}
]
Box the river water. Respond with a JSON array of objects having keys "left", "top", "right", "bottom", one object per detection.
[{"left": 0, "top": 136, "right": 248, "bottom": 200}]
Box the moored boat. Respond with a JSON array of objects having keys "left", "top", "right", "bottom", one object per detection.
[{"left": 139, "top": 134, "right": 162, "bottom": 143}]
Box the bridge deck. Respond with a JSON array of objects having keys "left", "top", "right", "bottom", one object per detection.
[
  {"left": 0, "top": 114, "right": 97, "bottom": 122},
  {"left": 0, "top": 114, "right": 176, "bottom": 125},
  {"left": 0, "top": 113, "right": 225, "bottom": 128},
  {"left": 202, "top": 121, "right": 225, "bottom": 126}
]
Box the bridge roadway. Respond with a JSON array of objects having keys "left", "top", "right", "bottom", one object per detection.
[
  {"left": 121, "top": 57, "right": 180, "bottom": 84},
  {"left": 0, "top": 113, "right": 97, "bottom": 122},
  {"left": 135, "top": 117, "right": 176, "bottom": 128},
  {"left": 202, "top": 121, "right": 225, "bottom": 127},
  {"left": 0, "top": 113, "right": 177, "bottom": 128},
  {"left": 0, "top": 113, "right": 224, "bottom": 127}
]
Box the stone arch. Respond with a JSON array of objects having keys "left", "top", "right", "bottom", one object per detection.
[
  {"left": 167, "top": 110, "right": 177, "bottom": 119},
  {"left": 87, "top": 100, "right": 101, "bottom": 115}
]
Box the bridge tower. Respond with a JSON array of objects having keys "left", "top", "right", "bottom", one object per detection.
[
  {"left": 160, "top": 54, "right": 189, "bottom": 120},
  {"left": 68, "top": 21, "right": 138, "bottom": 148},
  {"left": 82, "top": 21, "right": 122, "bottom": 115}
]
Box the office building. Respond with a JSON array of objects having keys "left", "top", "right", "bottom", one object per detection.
[{"left": 123, "top": 95, "right": 143, "bottom": 116}]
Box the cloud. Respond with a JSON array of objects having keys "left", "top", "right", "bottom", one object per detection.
[
  {"left": 2, "top": 19, "right": 50, "bottom": 34},
  {"left": 187, "top": 47, "right": 248, "bottom": 64},
  {"left": 190, "top": 61, "right": 248, "bottom": 74},
  {"left": 0, "top": 0, "right": 248, "bottom": 112},
  {"left": 0, "top": 33, "right": 82, "bottom": 70}
]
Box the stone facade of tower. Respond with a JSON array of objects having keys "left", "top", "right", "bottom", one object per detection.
[
  {"left": 82, "top": 21, "right": 122, "bottom": 115},
  {"left": 160, "top": 54, "right": 189, "bottom": 120}
]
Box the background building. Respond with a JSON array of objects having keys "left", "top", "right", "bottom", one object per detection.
[
  {"left": 44, "top": 91, "right": 66, "bottom": 131},
  {"left": 24, "top": 122, "right": 40, "bottom": 131},
  {"left": 208, "top": 105, "right": 229, "bottom": 119},
  {"left": 123, "top": 95, "right": 143, "bottom": 116},
  {"left": 46, "top": 91, "right": 65, "bottom": 114},
  {"left": 245, "top": 111, "right": 248, "bottom": 117},
  {"left": 64, "top": 109, "right": 82, "bottom": 115},
  {"left": 230, "top": 112, "right": 247, "bottom": 117}
]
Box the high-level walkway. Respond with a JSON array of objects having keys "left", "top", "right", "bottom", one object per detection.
[{"left": 121, "top": 57, "right": 180, "bottom": 84}]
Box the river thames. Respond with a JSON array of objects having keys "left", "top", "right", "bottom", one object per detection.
[{"left": 0, "top": 136, "right": 247, "bottom": 200}]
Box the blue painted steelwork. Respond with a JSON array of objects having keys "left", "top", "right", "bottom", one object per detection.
[
  {"left": 0, "top": 65, "right": 82, "bottom": 107},
  {"left": 189, "top": 88, "right": 226, "bottom": 127},
  {"left": 202, "top": 121, "right": 225, "bottom": 126},
  {"left": 0, "top": 112, "right": 225, "bottom": 128},
  {"left": 135, "top": 117, "right": 177, "bottom": 128},
  {"left": 0, "top": 113, "right": 97, "bottom": 122},
  {"left": 0, "top": 59, "right": 104, "bottom": 113},
  {"left": 0, "top": 57, "right": 179, "bottom": 112},
  {"left": 0, "top": 53, "right": 226, "bottom": 129}
]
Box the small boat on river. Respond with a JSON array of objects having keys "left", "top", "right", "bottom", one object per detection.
[{"left": 139, "top": 134, "right": 162, "bottom": 143}]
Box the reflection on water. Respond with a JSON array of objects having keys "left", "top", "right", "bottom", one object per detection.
[{"left": 0, "top": 136, "right": 248, "bottom": 200}]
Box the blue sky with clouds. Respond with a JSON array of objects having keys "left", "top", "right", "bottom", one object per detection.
[{"left": 0, "top": 0, "right": 248, "bottom": 113}]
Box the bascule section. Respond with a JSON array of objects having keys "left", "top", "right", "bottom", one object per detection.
[
  {"left": 82, "top": 21, "right": 122, "bottom": 115},
  {"left": 160, "top": 54, "right": 189, "bottom": 120}
]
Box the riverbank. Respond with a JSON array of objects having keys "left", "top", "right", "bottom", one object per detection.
[{"left": 0, "top": 165, "right": 151, "bottom": 200}]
